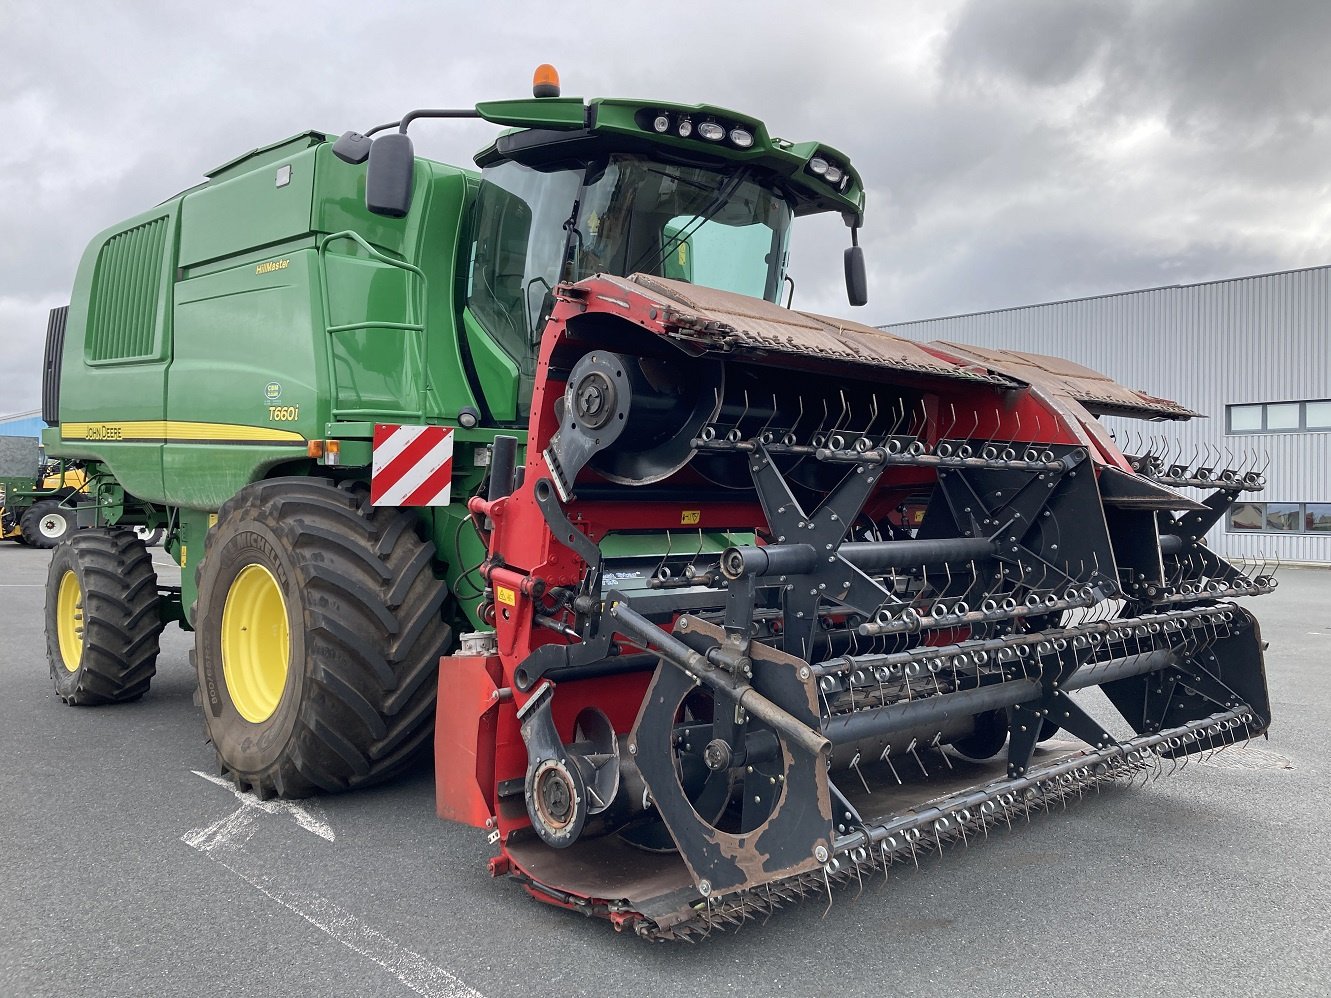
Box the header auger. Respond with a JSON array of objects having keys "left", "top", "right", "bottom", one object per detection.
[{"left": 38, "top": 68, "right": 1271, "bottom": 939}]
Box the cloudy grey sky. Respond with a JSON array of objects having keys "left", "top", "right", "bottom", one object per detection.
[{"left": 3, "top": 0, "right": 1329, "bottom": 417}]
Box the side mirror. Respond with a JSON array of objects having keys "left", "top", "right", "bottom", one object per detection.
[
  {"left": 366, "top": 133, "right": 415, "bottom": 217},
  {"left": 844, "top": 245, "right": 868, "bottom": 307},
  {"left": 332, "top": 130, "right": 373, "bottom": 164}
]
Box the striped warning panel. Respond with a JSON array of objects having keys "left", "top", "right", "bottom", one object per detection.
[{"left": 371, "top": 424, "right": 454, "bottom": 507}]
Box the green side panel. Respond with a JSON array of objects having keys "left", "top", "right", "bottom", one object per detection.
[
  {"left": 409, "top": 165, "right": 482, "bottom": 422},
  {"left": 312, "top": 147, "right": 480, "bottom": 422},
  {"left": 312, "top": 144, "right": 410, "bottom": 257},
  {"left": 49, "top": 204, "right": 179, "bottom": 501},
  {"left": 322, "top": 249, "right": 425, "bottom": 420},
  {"left": 178, "top": 146, "right": 319, "bottom": 268},
  {"left": 461, "top": 307, "right": 519, "bottom": 423},
  {"left": 166, "top": 252, "right": 324, "bottom": 508}
]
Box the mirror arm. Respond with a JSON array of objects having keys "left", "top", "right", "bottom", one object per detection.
[{"left": 396, "top": 108, "right": 482, "bottom": 133}]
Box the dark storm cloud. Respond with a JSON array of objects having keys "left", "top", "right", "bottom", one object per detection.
[
  {"left": 859, "top": 0, "right": 1331, "bottom": 323},
  {"left": 942, "top": 0, "right": 1126, "bottom": 89},
  {"left": 2, "top": 1, "right": 1329, "bottom": 415}
]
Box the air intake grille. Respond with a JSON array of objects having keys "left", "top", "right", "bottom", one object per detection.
[
  {"left": 87, "top": 216, "right": 168, "bottom": 361},
  {"left": 41, "top": 305, "right": 68, "bottom": 426}
]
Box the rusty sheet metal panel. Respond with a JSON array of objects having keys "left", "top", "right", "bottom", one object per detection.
[
  {"left": 930, "top": 341, "right": 1200, "bottom": 420},
  {"left": 608, "top": 275, "right": 1018, "bottom": 387}
]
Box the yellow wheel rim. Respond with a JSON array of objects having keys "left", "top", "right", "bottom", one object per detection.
[
  {"left": 56, "top": 569, "right": 84, "bottom": 673},
  {"left": 220, "top": 563, "right": 291, "bottom": 723}
]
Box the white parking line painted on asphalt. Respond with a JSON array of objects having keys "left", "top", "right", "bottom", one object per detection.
[
  {"left": 190, "top": 769, "right": 335, "bottom": 841},
  {"left": 182, "top": 772, "right": 484, "bottom": 998},
  {"left": 207, "top": 853, "right": 484, "bottom": 998},
  {"left": 182, "top": 803, "right": 260, "bottom": 852}
]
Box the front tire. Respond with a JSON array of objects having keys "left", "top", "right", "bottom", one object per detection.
[
  {"left": 23, "top": 500, "right": 75, "bottom": 548},
  {"left": 194, "top": 478, "right": 450, "bottom": 799},
  {"left": 44, "top": 530, "right": 163, "bottom": 704}
]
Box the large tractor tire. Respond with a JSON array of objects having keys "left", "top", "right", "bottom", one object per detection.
[
  {"left": 193, "top": 478, "right": 450, "bottom": 799},
  {"left": 44, "top": 530, "right": 163, "bottom": 704},
  {"left": 22, "top": 500, "right": 76, "bottom": 548}
]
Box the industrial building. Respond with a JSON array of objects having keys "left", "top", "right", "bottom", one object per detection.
[
  {"left": 884, "top": 264, "right": 1331, "bottom": 566},
  {"left": 0, "top": 409, "right": 43, "bottom": 439}
]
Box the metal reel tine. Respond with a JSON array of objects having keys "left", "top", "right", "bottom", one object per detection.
[
  {"left": 931, "top": 731, "right": 953, "bottom": 770},
  {"left": 880, "top": 744, "right": 903, "bottom": 785},
  {"left": 790, "top": 393, "right": 806, "bottom": 442},
  {"left": 756, "top": 392, "right": 779, "bottom": 439},
  {"left": 1006, "top": 409, "right": 1022, "bottom": 449},
  {"left": 886, "top": 396, "right": 906, "bottom": 437}
]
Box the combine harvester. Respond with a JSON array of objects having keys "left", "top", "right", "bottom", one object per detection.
[{"left": 41, "top": 68, "right": 1272, "bottom": 938}]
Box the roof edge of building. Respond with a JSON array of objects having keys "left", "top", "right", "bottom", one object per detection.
[{"left": 880, "top": 261, "right": 1331, "bottom": 330}]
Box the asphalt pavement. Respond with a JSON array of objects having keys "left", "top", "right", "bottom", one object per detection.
[{"left": 2, "top": 543, "right": 1329, "bottom": 998}]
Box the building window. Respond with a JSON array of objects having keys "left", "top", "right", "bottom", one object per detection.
[
  {"left": 1226, "top": 399, "right": 1331, "bottom": 433},
  {"left": 1265, "top": 503, "right": 1301, "bottom": 531},
  {"left": 1227, "top": 404, "right": 1263, "bottom": 432},
  {"left": 1229, "top": 502, "right": 1264, "bottom": 531},
  {"left": 1227, "top": 501, "right": 1331, "bottom": 533},
  {"left": 1308, "top": 504, "right": 1331, "bottom": 532},
  {"left": 1307, "top": 401, "right": 1331, "bottom": 429}
]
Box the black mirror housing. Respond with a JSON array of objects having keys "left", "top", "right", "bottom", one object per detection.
[
  {"left": 844, "top": 245, "right": 868, "bottom": 307},
  {"left": 366, "top": 133, "right": 415, "bottom": 217},
  {"left": 332, "top": 130, "right": 373, "bottom": 164}
]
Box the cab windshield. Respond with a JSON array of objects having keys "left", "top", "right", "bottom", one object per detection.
[{"left": 466, "top": 154, "right": 792, "bottom": 371}]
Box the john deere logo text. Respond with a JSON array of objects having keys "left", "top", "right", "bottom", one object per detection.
[{"left": 255, "top": 259, "right": 290, "bottom": 275}]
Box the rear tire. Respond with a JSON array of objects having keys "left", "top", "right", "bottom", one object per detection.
[
  {"left": 22, "top": 501, "right": 75, "bottom": 548},
  {"left": 44, "top": 530, "right": 162, "bottom": 704},
  {"left": 194, "top": 478, "right": 450, "bottom": 799}
]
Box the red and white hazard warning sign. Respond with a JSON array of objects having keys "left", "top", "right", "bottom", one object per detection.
[{"left": 371, "top": 424, "right": 455, "bottom": 507}]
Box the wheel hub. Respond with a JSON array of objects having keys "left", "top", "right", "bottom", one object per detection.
[
  {"left": 220, "top": 563, "right": 291, "bottom": 723},
  {"left": 56, "top": 569, "right": 84, "bottom": 672}
]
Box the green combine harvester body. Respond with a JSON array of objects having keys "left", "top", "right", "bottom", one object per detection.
[
  {"left": 49, "top": 132, "right": 483, "bottom": 622},
  {"left": 45, "top": 95, "right": 862, "bottom": 629}
]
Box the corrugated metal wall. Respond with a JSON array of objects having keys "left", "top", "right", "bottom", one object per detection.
[
  {"left": 884, "top": 266, "right": 1331, "bottom": 564},
  {"left": 0, "top": 414, "right": 45, "bottom": 439}
]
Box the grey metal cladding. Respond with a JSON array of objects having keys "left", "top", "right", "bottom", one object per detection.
[{"left": 882, "top": 265, "right": 1331, "bottom": 564}]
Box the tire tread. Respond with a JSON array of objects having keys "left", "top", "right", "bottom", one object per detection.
[
  {"left": 46, "top": 530, "right": 162, "bottom": 704},
  {"left": 199, "top": 479, "right": 450, "bottom": 799}
]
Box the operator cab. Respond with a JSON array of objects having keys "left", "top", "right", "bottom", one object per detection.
[
  {"left": 466, "top": 154, "right": 794, "bottom": 368},
  {"left": 339, "top": 66, "right": 868, "bottom": 418}
]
